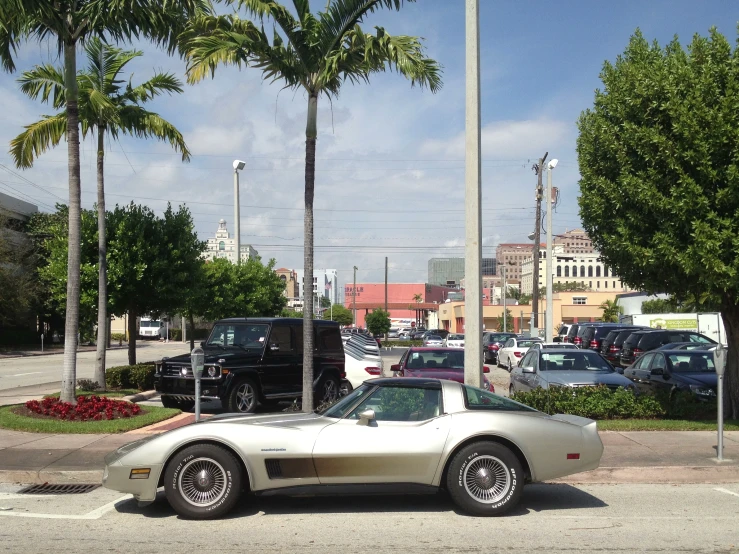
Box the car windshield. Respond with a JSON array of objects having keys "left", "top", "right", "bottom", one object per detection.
[
  {"left": 540, "top": 352, "right": 613, "bottom": 371},
  {"left": 517, "top": 340, "right": 540, "bottom": 348},
  {"left": 321, "top": 384, "right": 374, "bottom": 418},
  {"left": 667, "top": 353, "right": 715, "bottom": 372},
  {"left": 448, "top": 334, "right": 463, "bottom": 340},
  {"left": 426, "top": 335, "right": 442, "bottom": 341},
  {"left": 140, "top": 320, "right": 161, "bottom": 327},
  {"left": 490, "top": 334, "right": 514, "bottom": 342},
  {"left": 544, "top": 344, "right": 577, "bottom": 349},
  {"left": 406, "top": 349, "right": 464, "bottom": 370},
  {"left": 206, "top": 323, "right": 269, "bottom": 349}
]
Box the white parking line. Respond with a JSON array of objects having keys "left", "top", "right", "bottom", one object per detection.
[
  {"left": 0, "top": 494, "right": 131, "bottom": 519},
  {"left": 6, "top": 372, "right": 43, "bottom": 377},
  {"left": 714, "top": 487, "right": 739, "bottom": 498}
]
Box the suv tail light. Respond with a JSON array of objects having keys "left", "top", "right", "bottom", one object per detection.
[
  {"left": 633, "top": 348, "right": 643, "bottom": 357},
  {"left": 574, "top": 337, "right": 582, "bottom": 346},
  {"left": 609, "top": 344, "right": 619, "bottom": 353},
  {"left": 364, "top": 366, "right": 382, "bottom": 375},
  {"left": 590, "top": 340, "right": 600, "bottom": 349}
]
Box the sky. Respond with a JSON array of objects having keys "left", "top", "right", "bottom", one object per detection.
[{"left": 0, "top": 0, "right": 736, "bottom": 295}]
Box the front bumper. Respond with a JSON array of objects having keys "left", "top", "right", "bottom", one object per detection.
[
  {"left": 103, "top": 440, "right": 164, "bottom": 502},
  {"left": 155, "top": 376, "right": 226, "bottom": 400}
]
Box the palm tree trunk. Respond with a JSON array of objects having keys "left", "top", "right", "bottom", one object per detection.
[
  {"left": 128, "top": 305, "right": 137, "bottom": 365},
  {"left": 60, "top": 40, "right": 81, "bottom": 404},
  {"left": 302, "top": 91, "right": 318, "bottom": 413},
  {"left": 94, "top": 126, "right": 107, "bottom": 390},
  {"left": 189, "top": 312, "right": 195, "bottom": 351},
  {"left": 721, "top": 302, "right": 739, "bottom": 419}
]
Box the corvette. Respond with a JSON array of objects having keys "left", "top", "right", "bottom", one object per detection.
[{"left": 103, "top": 377, "right": 603, "bottom": 519}]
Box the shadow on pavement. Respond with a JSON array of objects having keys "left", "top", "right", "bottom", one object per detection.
[{"left": 116, "top": 483, "right": 606, "bottom": 519}]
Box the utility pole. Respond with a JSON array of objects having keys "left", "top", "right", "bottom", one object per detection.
[
  {"left": 531, "top": 152, "right": 548, "bottom": 333},
  {"left": 502, "top": 266, "right": 507, "bottom": 332},
  {"left": 353, "top": 266, "right": 358, "bottom": 328},
  {"left": 464, "top": 0, "right": 483, "bottom": 388},
  {"left": 384, "top": 257, "right": 388, "bottom": 342}
]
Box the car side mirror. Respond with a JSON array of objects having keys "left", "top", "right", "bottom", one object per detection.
[
  {"left": 390, "top": 364, "right": 400, "bottom": 372},
  {"left": 200, "top": 341, "right": 206, "bottom": 348},
  {"left": 522, "top": 366, "right": 535, "bottom": 374},
  {"left": 357, "top": 409, "right": 375, "bottom": 425},
  {"left": 483, "top": 365, "right": 490, "bottom": 374}
]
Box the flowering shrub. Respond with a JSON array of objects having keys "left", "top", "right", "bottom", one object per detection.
[{"left": 25, "top": 395, "right": 142, "bottom": 421}]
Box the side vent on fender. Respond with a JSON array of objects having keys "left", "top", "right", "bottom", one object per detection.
[{"left": 265, "top": 459, "right": 283, "bottom": 479}]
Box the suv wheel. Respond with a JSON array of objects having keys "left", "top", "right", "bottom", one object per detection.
[
  {"left": 315, "top": 374, "right": 340, "bottom": 407},
  {"left": 225, "top": 378, "right": 258, "bottom": 414}
]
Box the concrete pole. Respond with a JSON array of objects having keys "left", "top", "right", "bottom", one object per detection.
[
  {"left": 502, "top": 266, "right": 507, "bottom": 332},
  {"left": 532, "top": 153, "right": 547, "bottom": 333},
  {"left": 464, "top": 0, "right": 483, "bottom": 388},
  {"left": 353, "top": 265, "right": 358, "bottom": 327},
  {"left": 545, "top": 165, "right": 554, "bottom": 341},
  {"left": 233, "top": 169, "right": 241, "bottom": 264},
  {"left": 384, "top": 257, "right": 388, "bottom": 341}
]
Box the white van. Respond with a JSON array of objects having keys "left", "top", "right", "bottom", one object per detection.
[{"left": 139, "top": 316, "right": 162, "bottom": 339}]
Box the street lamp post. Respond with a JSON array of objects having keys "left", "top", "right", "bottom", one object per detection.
[
  {"left": 545, "top": 159, "right": 558, "bottom": 342},
  {"left": 232, "top": 160, "right": 246, "bottom": 264}
]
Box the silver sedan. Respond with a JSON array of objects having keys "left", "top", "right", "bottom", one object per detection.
[{"left": 103, "top": 378, "right": 603, "bottom": 519}]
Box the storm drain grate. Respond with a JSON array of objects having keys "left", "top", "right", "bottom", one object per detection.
[{"left": 18, "top": 483, "right": 100, "bottom": 495}]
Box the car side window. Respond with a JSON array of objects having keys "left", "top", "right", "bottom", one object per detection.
[
  {"left": 347, "top": 386, "right": 441, "bottom": 422},
  {"left": 688, "top": 334, "right": 712, "bottom": 344},
  {"left": 268, "top": 325, "right": 293, "bottom": 353},
  {"left": 316, "top": 326, "right": 342, "bottom": 352},
  {"left": 650, "top": 354, "right": 666, "bottom": 372},
  {"left": 636, "top": 353, "right": 654, "bottom": 369},
  {"left": 505, "top": 339, "right": 514, "bottom": 347},
  {"left": 520, "top": 352, "right": 534, "bottom": 368}
]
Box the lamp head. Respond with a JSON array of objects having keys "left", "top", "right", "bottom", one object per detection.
[
  {"left": 547, "top": 159, "right": 559, "bottom": 169},
  {"left": 233, "top": 160, "right": 246, "bottom": 171}
]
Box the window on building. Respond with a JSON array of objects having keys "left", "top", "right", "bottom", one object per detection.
[
  {"left": 580, "top": 265, "right": 585, "bottom": 277},
  {"left": 597, "top": 281, "right": 600, "bottom": 288},
  {"left": 596, "top": 266, "right": 601, "bottom": 277},
  {"left": 572, "top": 266, "right": 578, "bottom": 277},
  {"left": 219, "top": 241, "right": 225, "bottom": 251},
  {"left": 590, "top": 281, "right": 592, "bottom": 288},
  {"left": 613, "top": 281, "right": 617, "bottom": 288},
  {"left": 573, "top": 297, "right": 587, "bottom": 305},
  {"left": 588, "top": 266, "right": 593, "bottom": 277},
  {"left": 564, "top": 266, "right": 570, "bottom": 277},
  {"left": 605, "top": 281, "right": 608, "bottom": 288},
  {"left": 557, "top": 266, "right": 562, "bottom": 277}
]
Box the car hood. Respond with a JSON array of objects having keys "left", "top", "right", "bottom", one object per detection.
[
  {"left": 672, "top": 372, "right": 717, "bottom": 388},
  {"left": 404, "top": 369, "right": 464, "bottom": 382},
  {"left": 163, "top": 348, "right": 263, "bottom": 365},
  {"left": 543, "top": 371, "right": 633, "bottom": 387},
  {"left": 203, "top": 411, "right": 328, "bottom": 429}
]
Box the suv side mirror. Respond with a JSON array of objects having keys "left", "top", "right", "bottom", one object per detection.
[
  {"left": 200, "top": 341, "right": 206, "bottom": 348},
  {"left": 357, "top": 409, "right": 375, "bottom": 425}
]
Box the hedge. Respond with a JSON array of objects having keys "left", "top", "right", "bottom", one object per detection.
[
  {"left": 106, "top": 364, "right": 156, "bottom": 391},
  {"left": 511, "top": 386, "right": 716, "bottom": 420}
]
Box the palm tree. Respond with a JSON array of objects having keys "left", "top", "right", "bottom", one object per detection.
[
  {"left": 599, "top": 299, "right": 622, "bottom": 323},
  {"left": 181, "top": 0, "right": 441, "bottom": 412},
  {"left": 0, "top": 0, "right": 210, "bottom": 403},
  {"left": 10, "top": 38, "right": 192, "bottom": 389}
]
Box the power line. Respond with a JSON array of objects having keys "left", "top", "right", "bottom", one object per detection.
[{"left": 0, "top": 164, "right": 66, "bottom": 203}]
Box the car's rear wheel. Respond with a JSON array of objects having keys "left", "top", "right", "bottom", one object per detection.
[
  {"left": 446, "top": 441, "right": 523, "bottom": 516},
  {"left": 164, "top": 443, "right": 243, "bottom": 519},
  {"left": 507, "top": 359, "right": 514, "bottom": 372},
  {"left": 225, "top": 378, "right": 258, "bottom": 414}
]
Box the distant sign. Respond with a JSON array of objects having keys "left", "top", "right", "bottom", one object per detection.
[{"left": 649, "top": 317, "right": 698, "bottom": 330}]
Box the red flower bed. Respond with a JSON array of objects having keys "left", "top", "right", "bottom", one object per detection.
[{"left": 25, "top": 395, "right": 142, "bottom": 421}]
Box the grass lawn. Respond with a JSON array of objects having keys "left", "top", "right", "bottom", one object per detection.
[
  {"left": 598, "top": 419, "right": 739, "bottom": 431},
  {"left": 0, "top": 403, "right": 180, "bottom": 434}
]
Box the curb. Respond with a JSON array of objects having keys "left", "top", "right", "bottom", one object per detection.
[
  {"left": 0, "top": 469, "right": 103, "bottom": 485},
  {"left": 552, "top": 465, "right": 739, "bottom": 484},
  {"left": 122, "top": 390, "right": 159, "bottom": 403}
]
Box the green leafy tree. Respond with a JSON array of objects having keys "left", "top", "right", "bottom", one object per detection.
[
  {"left": 641, "top": 298, "right": 679, "bottom": 314},
  {"left": 319, "top": 296, "right": 331, "bottom": 309},
  {"left": 181, "top": 0, "right": 441, "bottom": 412},
  {"left": 11, "top": 38, "right": 191, "bottom": 386},
  {"left": 539, "top": 282, "right": 591, "bottom": 296},
  {"left": 323, "top": 304, "right": 353, "bottom": 326},
  {"left": 365, "top": 309, "right": 391, "bottom": 337},
  {"left": 518, "top": 293, "right": 532, "bottom": 304},
  {"left": 577, "top": 28, "right": 739, "bottom": 416},
  {"left": 599, "top": 299, "right": 622, "bottom": 323},
  {"left": 0, "top": 212, "right": 37, "bottom": 328},
  {"left": 0, "top": 0, "right": 211, "bottom": 403},
  {"left": 495, "top": 309, "right": 513, "bottom": 332}
]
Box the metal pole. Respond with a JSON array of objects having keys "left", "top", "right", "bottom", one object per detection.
[
  {"left": 353, "top": 265, "right": 357, "bottom": 327},
  {"left": 532, "top": 153, "right": 547, "bottom": 331},
  {"left": 195, "top": 377, "right": 201, "bottom": 422},
  {"left": 546, "top": 164, "right": 554, "bottom": 342},
  {"left": 718, "top": 374, "right": 724, "bottom": 460},
  {"left": 384, "top": 257, "right": 389, "bottom": 341},
  {"left": 502, "top": 266, "right": 507, "bottom": 332},
  {"left": 234, "top": 169, "right": 241, "bottom": 264},
  {"left": 463, "top": 0, "right": 483, "bottom": 388}
]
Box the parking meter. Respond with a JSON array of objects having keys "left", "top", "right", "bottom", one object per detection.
[
  {"left": 714, "top": 344, "right": 726, "bottom": 376},
  {"left": 191, "top": 347, "right": 204, "bottom": 422},
  {"left": 714, "top": 344, "right": 727, "bottom": 460}
]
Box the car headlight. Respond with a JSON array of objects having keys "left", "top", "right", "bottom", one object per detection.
[
  {"left": 689, "top": 385, "right": 716, "bottom": 396},
  {"left": 207, "top": 366, "right": 218, "bottom": 377}
]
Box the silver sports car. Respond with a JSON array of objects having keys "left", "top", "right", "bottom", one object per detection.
[{"left": 103, "top": 377, "right": 603, "bottom": 519}]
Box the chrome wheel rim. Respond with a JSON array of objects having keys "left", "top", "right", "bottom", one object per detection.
[
  {"left": 178, "top": 457, "right": 227, "bottom": 507},
  {"left": 235, "top": 383, "right": 256, "bottom": 412},
  {"left": 322, "top": 379, "right": 338, "bottom": 402},
  {"left": 463, "top": 455, "right": 510, "bottom": 504}
]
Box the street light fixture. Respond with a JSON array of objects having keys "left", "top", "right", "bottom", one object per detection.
[
  {"left": 545, "top": 158, "right": 558, "bottom": 342},
  {"left": 232, "top": 160, "right": 246, "bottom": 264}
]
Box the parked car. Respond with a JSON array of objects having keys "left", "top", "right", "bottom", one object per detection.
[
  {"left": 526, "top": 342, "right": 579, "bottom": 352},
  {"left": 555, "top": 324, "right": 572, "bottom": 343},
  {"left": 620, "top": 330, "right": 716, "bottom": 368},
  {"left": 410, "top": 327, "right": 427, "bottom": 340},
  {"left": 482, "top": 332, "right": 517, "bottom": 364},
  {"left": 104, "top": 377, "right": 604, "bottom": 519},
  {"left": 155, "top": 318, "right": 345, "bottom": 414},
  {"left": 623, "top": 350, "right": 717, "bottom": 399},
  {"left": 342, "top": 333, "right": 384, "bottom": 395},
  {"left": 497, "top": 337, "right": 543, "bottom": 371},
  {"left": 387, "top": 328, "right": 400, "bottom": 339},
  {"left": 420, "top": 328, "right": 450, "bottom": 340},
  {"left": 580, "top": 324, "right": 635, "bottom": 351},
  {"left": 564, "top": 324, "right": 580, "bottom": 344},
  {"left": 423, "top": 334, "right": 444, "bottom": 347},
  {"left": 443, "top": 333, "right": 464, "bottom": 348},
  {"left": 391, "top": 347, "right": 494, "bottom": 391},
  {"left": 341, "top": 327, "right": 368, "bottom": 343},
  {"left": 510, "top": 348, "right": 635, "bottom": 396},
  {"left": 599, "top": 327, "right": 646, "bottom": 367},
  {"left": 397, "top": 327, "right": 413, "bottom": 339},
  {"left": 655, "top": 342, "right": 718, "bottom": 351}
]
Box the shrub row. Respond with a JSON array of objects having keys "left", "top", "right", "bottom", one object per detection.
[
  {"left": 105, "top": 364, "right": 156, "bottom": 391},
  {"left": 511, "top": 386, "right": 717, "bottom": 420}
]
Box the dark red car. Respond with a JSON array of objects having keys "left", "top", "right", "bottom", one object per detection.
[{"left": 390, "top": 347, "right": 495, "bottom": 392}]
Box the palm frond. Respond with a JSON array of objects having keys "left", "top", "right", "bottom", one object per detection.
[
  {"left": 118, "top": 106, "right": 192, "bottom": 162},
  {"left": 292, "top": 0, "right": 312, "bottom": 23},
  {"left": 84, "top": 37, "right": 140, "bottom": 94},
  {"left": 125, "top": 73, "right": 184, "bottom": 103},
  {"left": 318, "top": 0, "right": 406, "bottom": 56},
  {"left": 17, "top": 63, "right": 65, "bottom": 107},
  {"left": 9, "top": 112, "right": 67, "bottom": 168}
]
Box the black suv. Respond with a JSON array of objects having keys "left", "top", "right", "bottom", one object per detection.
[
  {"left": 155, "top": 318, "right": 345, "bottom": 414},
  {"left": 580, "top": 324, "right": 634, "bottom": 351},
  {"left": 600, "top": 327, "right": 645, "bottom": 367},
  {"left": 619, "top": 329, "right": 715, "bottom": 368}
]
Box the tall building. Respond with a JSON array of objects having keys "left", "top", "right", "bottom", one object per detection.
[
  {"left": 204, "top": 219, "right": 258, "bottom": 263},
  {"left": 495, "top": 243, "right": 540, "bottom": 282},
  {"left": 428, "top": 257, "right": 497, "bottom": 286},
  {"left": 553, "top": 229, "right": 594, "bottom": 254},
  {"left": 275, "top": 268, "right": 300, "bottom": 308},
  {"left": 295, "top": 269, "right": 339, "bottom": 305}
]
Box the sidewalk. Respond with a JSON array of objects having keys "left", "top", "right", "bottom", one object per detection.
[
  {"left": 0, "top": 345, "right": 128, "bottom": 359},
  {"left": 0, "top": 423, "right": 737, "bottom": 485}
]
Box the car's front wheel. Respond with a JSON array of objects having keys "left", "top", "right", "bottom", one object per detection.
[
  {"left": 446, "top": 441, "right": 524, "bottom": 516},
  {"left": 164, "top": 443, "right": 243, "bottom": 519},
  {"left": 225, "top": 378, "right": 259, "bottom": 414}
]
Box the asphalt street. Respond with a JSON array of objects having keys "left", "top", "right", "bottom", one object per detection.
[{"left": 0, "top": 483, "right": 737, "bottom": 553}]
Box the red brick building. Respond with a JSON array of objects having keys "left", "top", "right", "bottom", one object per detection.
[{"left": 343, "top": 283, "right": 452, "bottom": 328}]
